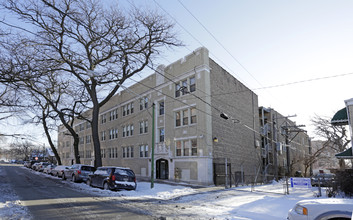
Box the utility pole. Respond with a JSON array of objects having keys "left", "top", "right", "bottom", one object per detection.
[{"left": 151, "top": 103, "right": 155, "bottom": 189}]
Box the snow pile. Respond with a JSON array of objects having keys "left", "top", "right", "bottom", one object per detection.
[{"left": 0, "top": 167, "right": 32, "bottom": 220}]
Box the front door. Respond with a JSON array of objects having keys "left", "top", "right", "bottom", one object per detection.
[{"left": 156, "top": 159, "right": 169, "bottom": 179}]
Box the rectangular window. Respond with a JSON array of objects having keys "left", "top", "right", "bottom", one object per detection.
[
  {"left": 182, "top": 79, "right": 188, "bottom": 95},
  {"left": 101, "top": 149, "right": 106, "bottom": 158},
  {"left": 176, "top": 141, "right": 181, "bottom": 156},
  {"left": 101, "top": 131, "right": 106, "bottom": 141},
  {"left": 159, "top": 101, "right": 164, "bottom": 115},
  {"left": 123, "top": 106, "right": 127, "bottom": 116},
  {"left": 140, "top": 145, "right": 144, "bottom": 157},
  {"left": 127, "top": 125, "right": 130, "bottom": 137},
  {"left": 127, "top": 104, "right": 130, "bottom": 115},
  {"left": 140, "top": 98, "right": 144, "bottom": 110},
  {"left": 131, "top": 146, "right": 134, "bottom": 158},
  {"left": 144, "top": 97, "right": 148, "bottom": 109},
  {"left": 108, "top": 148, "right": 112, "bottom": 158},
  {"left": 130, "top": 102, "right": 134, "bottom": 114},
  {"left": 86, "top": 135, "right": 91, "bottom": 144},
  {"left": 144, "top": 120, "right": 148, "bottom": 133},
  {"left": 145, "top": 145, "right": 148, "bottom": 157},
  {"left": 175, "top": 112, "right": 181, "bottom": 127},
  {"left": 130, "top": 124, "right": 134, "bottom": 136},
  {"left": 189, "top": 76, "right": 196, "bottom": 93},
  {"left": 191, "top": 139, "right": 197, "bottom": 156},
  {"left": 190, "top": 107, "right": 197, "bottom": 124},
  {"left": 123, "top": 126, "right": 126, "bottom": 137},
  {"left": 183, "top": 140, "right": 190, "bottom": 156},
  {"left": 140, "top": 121, "right": 144, "bottom": 134},
  {"left": 123, "top": 147, "right": 126, "bottom": 158},
  {"left": 114, "top": 128, "right": 118, "bottom": 139},
  {"left": 79, "top": 137, "right": 84, "bottom": 144},
  {"left": 159, "top": 128, "right": 164, "bottom": 142},
  {"left": 183, "top": 109, "right": 189, "bottom": 125},
  {"left": 175, "top": 83, "right": 181, "bottom": 97},
  {"left": 101, "top": 114, "right": 106, "bottom": 124}
]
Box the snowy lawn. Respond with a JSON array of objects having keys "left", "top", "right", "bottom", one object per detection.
[{"left": 1, "top": 166, "right": 349, "bottom": 220}]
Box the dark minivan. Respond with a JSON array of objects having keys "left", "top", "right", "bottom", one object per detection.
[{"left": 87, "top": 167, "right": 136, "bottom": 191}]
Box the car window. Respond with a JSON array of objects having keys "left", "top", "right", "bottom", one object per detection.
[
  {"left": 81, "top": 166, "right": 95, "bottom": 171},
  {"left": 114, "top": 169, "right": 134, "bottom": 177}
]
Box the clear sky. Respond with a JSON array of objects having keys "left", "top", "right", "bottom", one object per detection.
[
  {"left": 130, "top": 0, "right": 353, "bottom": 138},
  {"left": 1, "top": 0, "right": 353, "bottom": 146}
]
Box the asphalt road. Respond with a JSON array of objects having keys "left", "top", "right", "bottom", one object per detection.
[{"left": 2, "top": 164, "right": 154, "bottom": 220}]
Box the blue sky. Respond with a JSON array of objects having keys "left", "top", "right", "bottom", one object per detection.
[
  {"left": 2, "top": 0, "right": 353, "bottom": 145},
  {"left": 132, "top": 0, "right": 353, "bottom": 137}
]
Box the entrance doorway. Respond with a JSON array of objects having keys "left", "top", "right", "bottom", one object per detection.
[{"left": 156, "top": 159, "right": 169, "bottom": 179}]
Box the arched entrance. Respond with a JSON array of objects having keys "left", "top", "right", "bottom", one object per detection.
[{"left": 156, "top": 159, "right": 169, "bottom": 179}]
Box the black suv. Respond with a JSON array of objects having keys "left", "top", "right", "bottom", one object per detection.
[{"left": 87, "top": 167, "right": 136, "bottom": 191}]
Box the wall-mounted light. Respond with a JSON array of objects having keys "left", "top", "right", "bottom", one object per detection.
[{"left": 213, "top": 137, "right": 218, "bottom": 143}]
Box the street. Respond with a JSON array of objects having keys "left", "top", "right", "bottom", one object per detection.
[
  {"left": 1, "top": 164, "right": 320, "bottom": 220},
  {"left": 1, "top": 164, "right": 153, "bottom": 219}
]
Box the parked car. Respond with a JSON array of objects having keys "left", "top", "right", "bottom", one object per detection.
[
  {"left": 287, "top": 198, "right": 353, "bottom": 220},
  {"left": 43, "top": 164, "right": 56, "bottom": 175},
  {"left": 25, "top": 161, "right": 37, "bottom": 168},
  {"left": 31, "top": 162, "right": 41, "bottom": 170},
  {"left": 311, "top": 173, "right": 335, "bottom": 187},
  {"left": 87, "top": 167, "right": 136, "bottom": 191},
  {"left": 62, "top": 164, "right": 95, "bottom": 182},
  {"left": 51, "top": 165, "right": 69, "bottom": 177},
  {"left": 37, "top": 162, "right": 50, "bottom": 172}
]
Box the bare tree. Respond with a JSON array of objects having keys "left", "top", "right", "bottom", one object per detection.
[
  {"left": 2, "top": 0, "right": 181, "bottom": 167},
  {"left": 311, "top": 115, "right": 351, "bottom": 170}
]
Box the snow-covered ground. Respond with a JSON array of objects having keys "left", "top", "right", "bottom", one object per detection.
[{"left": 0, "top": 165, "right": 347, "bottom": 220}]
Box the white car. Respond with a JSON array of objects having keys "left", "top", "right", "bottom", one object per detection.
[{"left": 288, "top": 198, "right": 353, "bottom": 220}]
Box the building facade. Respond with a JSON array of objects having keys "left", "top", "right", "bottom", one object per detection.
[
  {"left": 58, "top": 47, "right": 262, "bottom": 185},
  {"left": 258, "top": 107, "right": 311, "bottom": 179}
]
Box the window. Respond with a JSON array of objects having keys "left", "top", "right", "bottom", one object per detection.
[
  {"left": 130, "top": 102, "right": 134, "bottom": 114},
  {"left": 123, "top": 147, "right": 127, "bottom": 158},
  {"left": 79, "top": 124, "right": 85, "bottom": 131},
  {"left": 159, "top": 101, "right": 164, "bottom": 115},
  {"left": 145, "top": 145, "right": 148, "bottom": 157},
  {"left": 123, "top": 126, "right": 126, "bottom": 137},
  {"left": 176, "top": 141, "right": 181, "bottom": 156},
  {"left": 101, "top": 114, "right": 106, "bottom": 124},
  {"left": 79, "top": 137, "right": 84, "bottom": 144},
  {"left": 86, "top": 135, "right": 91, "bottom": 144},
  {"left": 127, "top": 125, "right": 130, "bottom": 136},
  {"left": 127, "top": 147, "right": 130, "bottom": 158},
  {"left": 183, "top": 109, "right": 189, "bottom": 125},
  {"left": 191, "top": 139, "right": 197, "bottom": 156},
  {"left": 159, "top": 128, "right": 165, "bottom": 142},
  {"left": 175, "top": 112, "right": 181, "bottom": 127},
  {"left": 86, "top": 122, "right": 91, "bottom": 129},
  {"left": 144, "top": 97, "right": 148, "bottom": 109},
  {"left": 85, "top": 150, "right": 91, "bottom": 158},
  {"left": 101, "top": 131, "right": 106, "bottom": 141},
  {"left": 130, "top": 124, "right": 134, "bottom": 136},
  {"left": 115, "top": 147, "right": 118, "bottom": 158},
  {"left": 190, "top": 107, "right": 197, "bottom": 124},
  {"left": 189, "top": 76, "right": 196, "bottom": 92},
  {"left": 175, "top": 83, "right": 181, "bottom": 97},
  {"left": 101, "top": 149, "right": 106, "bottom": 158},
  {"left": 109, "top": 109, "right": 118, "bottom": 121},
  {"left": 127, "top": 103, "right": 130, "bottom": 115},
  {"left": 108, "top": 148, "right": 112, "bottom": 158},
  {"left": 130, "top": 146, "right": 134, "bottom": 158},
  {"left": 123, "top": 105, "right": 127, "bottom": 116},
  {"left": 183, "top": 140, "right": 190, "bottom": 156},
  {"left": 144, "top": 121, "right": 148, "bottom": 133},
  {"left": 114, "top": 128, "right": 118, "bottom": 139},
  {"left": 139, "top": 121, "right": 144, "bottom": 134},
  {"left": 182, "top": 79, "right": 188, "bottom": 95},
  {"left": 139, "top": 98, "right": 144, "bottom": 110}
]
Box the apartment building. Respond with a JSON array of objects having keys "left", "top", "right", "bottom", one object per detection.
[
  {"left": 259, "top": 107, "right": 311, "bottom": 179},
  {"left": 58, "top": 47, "right": 261, "bottom": 186}
]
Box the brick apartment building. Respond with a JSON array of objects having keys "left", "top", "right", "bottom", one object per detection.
[{"left": 57, "top": 47, "right": 264, "bottom": 185}]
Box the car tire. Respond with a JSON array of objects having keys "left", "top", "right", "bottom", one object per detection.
[
  {"left": 103, "top": 182, "right": 110, "bottom": 190},
  {"left": 62, "top": 174, "right": 66, "bottom": 180},
  {"left": 72, "top": 175, "right": 77, "bottom": 182},
  {"left": 87, "top": 179, "right": 92, "bottom": 186}
]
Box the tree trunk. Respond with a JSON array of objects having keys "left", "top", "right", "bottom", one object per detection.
[
  {"left": 90, "top": 84, "right": 102, "bottom": 168},
  {"left": 42, "top": 111, "right": 62, "bottom": 165}
]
